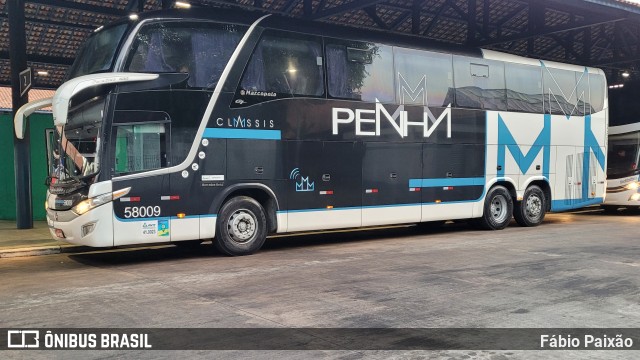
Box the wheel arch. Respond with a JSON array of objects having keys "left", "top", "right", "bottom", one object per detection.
[
  {"left": 211, "top": 183, "right": 279, "bottom": 233},
  {"left": 526, "top": 179, "right": 552, "bottom": 212}
]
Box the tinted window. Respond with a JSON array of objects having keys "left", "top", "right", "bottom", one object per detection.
[
  {"left": 393, "top": 47, "right": 453, "bottom": 107},
  {"left": 589, "top": 73, "right": 606, "bottom": 113},
  {"left": 67, "top": 24, "right": 128, "bottom": 80},
  {"left": 126, "top": 22, "right": 246, "bottom": 88},
  {"left": 114, "top": 123, "right": 169, "bottom": 174},
  {"left": 575, "top": 70, "right": 590, "bottom": 116},
  {"left": 240, "top": 32, "right": 324, "bottom": 97},
  {"left": 505, "top": 63, "right": 543, "bottom": 113},
  {"left": 542, "top": 67, "right": 578, "bottom": 116},
  {"left": 608, "top": 131, "right": 640, "bottom": 176},
  {"left": 453, "top": 56, "right": 506, "bottom": 111},
  {"left": 326, "top": 40, "right": 394, "bottom": 103}
]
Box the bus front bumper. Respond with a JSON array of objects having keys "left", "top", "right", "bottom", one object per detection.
[
  {"left": 603, "top": 187, "right": 640, "bottom": 207},
  {"left": 46, "top": 202, "right": 114, "bottom": 247}
]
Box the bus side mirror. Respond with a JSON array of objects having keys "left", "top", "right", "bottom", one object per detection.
[{"left": 14, "top": 97, "right": 54, "bottom": 139}]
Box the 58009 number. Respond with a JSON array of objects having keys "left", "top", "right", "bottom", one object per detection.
[{"left": 124, "top": 206, "right": 161, "bottom": 218}]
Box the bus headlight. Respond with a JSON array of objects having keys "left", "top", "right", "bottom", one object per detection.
[
  {"left": 625, "top": 181, "right": 640, "bottom": 190},
  {"left": 72, "top": 187, "right": 131, "bottom": 215}
]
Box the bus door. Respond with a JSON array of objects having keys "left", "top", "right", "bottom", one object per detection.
[{"left": 111, "top": 111, "right": 173, "bottom": 246}]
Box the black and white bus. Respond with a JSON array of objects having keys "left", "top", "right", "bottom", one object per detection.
[
  {"left": 15, "top": 8, "right": 608, "bottom": 255},
  {"left": 602, "top": 81, "right": 640, "bottom": 210}
]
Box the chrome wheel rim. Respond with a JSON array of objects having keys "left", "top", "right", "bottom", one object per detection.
[
  {"left": 490, "top": 194, "right": 509, "bottom": 223},
  {"left": 525, "top": 194, "right": 542, "bottom": 219},
  {"left": 228, "top": 209, "right": 257, "bottom": 243}
]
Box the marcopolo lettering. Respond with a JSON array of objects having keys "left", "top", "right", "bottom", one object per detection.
[{"left": 332, "top": 101, "right": 451, "bottom": 138}]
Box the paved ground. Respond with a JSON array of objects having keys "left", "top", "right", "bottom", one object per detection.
[{"left": 1, "top": 209, "right": 639, "bottom": 359}]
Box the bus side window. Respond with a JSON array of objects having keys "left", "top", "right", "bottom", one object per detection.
[
  {"left": 393, "top": 47, "right": 453, "bottom": 107},
  {"left": 575, "top": 70, "right": 591, "bottom": 116},
  {"left": 453, "top": 56, "right": 506, "bottom": 111},
  {"left": 542, "top": 66, "right": 578, "bottom": 116},
  {"left": 589, "top": 73, "right": 605, "bottom": 114},
  {"left": 125, "top": 22, "right": 246, "bottom": 89},
  {"left": 114, "top": 123, "right": 169, "bottom": 174},
  {"left": 240, "top": 31, "right": 324, "bottom": 98},
  {"left": 325, "top": 40, "right": 394, "bottom": 103},
  {"left": 505, "top": 63, "right": 543, "bottom": 113}
]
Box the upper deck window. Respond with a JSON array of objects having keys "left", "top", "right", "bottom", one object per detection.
[
  {"left": 240, "top": 31, "right": 325, "bottom": 98},
  {"left": 66, "top": 23, "right": 128, "bottom": 80},
  {"left": 325, "top": 40, "right": 394, "bottom": 103},
  {"left": 393, "top": 47, "right": 453, "bottom": 107},
  {"left": 125, "top": 22, "right": 246, "bottom": 89},
  {"left": 453, "top": 56, "right": 506, "bottom": 111}
]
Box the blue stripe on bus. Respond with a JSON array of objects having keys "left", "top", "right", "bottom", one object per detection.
[
  {"left": 409, "top": 177, "right": 485, "bottom": 188},
  {"left": 203, "top": 128, "right": 282, "bottom": 140},
  {"left": 115, "top": 214, "right": 217, "bottom": 222}
]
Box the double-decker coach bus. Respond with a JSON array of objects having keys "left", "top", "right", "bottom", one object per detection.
[
  {"left": 603, "top": 82, "right": 640, "bottom": 211},
  {"left": 15, "top": 8, "right": 608, "bottom": 255}
]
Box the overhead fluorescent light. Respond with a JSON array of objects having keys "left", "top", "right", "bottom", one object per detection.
[{"left": 175, "top": 1, "right": 191, "bottom": 8}]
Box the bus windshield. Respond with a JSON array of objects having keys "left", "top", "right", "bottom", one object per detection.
[
  {"left": 124, "top": 22, "right": 246, "bottom": 88},
  {"left": 66, "top": 23, "right": 128, "bottom": 80},
  {"left": 48, "top": 97, "right": 105, "bottom": 182},
  {"left": 608, "top": 131, "right": 640, "bottom": 177}
]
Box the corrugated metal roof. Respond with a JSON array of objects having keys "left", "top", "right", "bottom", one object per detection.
[{"left": 0, "top": 0, "right": 639, "bottom": 89}]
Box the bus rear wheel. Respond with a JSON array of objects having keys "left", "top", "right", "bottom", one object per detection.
[
  {"left": 514, "top": 185, "right": 546, "bottom": 227},
  {"left": 474, "top": 185, "right": 513, "bottom": 230},
  {"left": 215, "top": 196, "right": 267, "bottom": 256}
]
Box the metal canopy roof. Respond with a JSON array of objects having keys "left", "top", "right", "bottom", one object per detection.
[{"left": 2, "top": 0, "right": 640, "bottom": 89}]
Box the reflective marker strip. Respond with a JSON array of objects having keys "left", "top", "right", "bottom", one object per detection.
[
  {"left": 443, "top": 186, "right": 454, "bottom": 191},
  {"left": 120, "top": 197, "right": 140, "bottom": 202},
  {"left": 365, "top": 189, "right": 379, "bottom": 194},
  {"left": 161, "top": 195, "right": 181, "bottom": 201},
  {"left": 319, "top": 190, "right": 334, "bottom": 195},
  {"left": 409, "top": 188, "right": 421, "bottom": 192}
]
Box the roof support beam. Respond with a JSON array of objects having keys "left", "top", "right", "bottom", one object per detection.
[
  {"left": 364, "top": 5, "right": 389, "bottom": 30},
  {"left": 467, "top": 0, "right": 477, "bottom": 44},
  {"left": 27, "top": 0, "right": 126, "bottom": 16},
  {"left": 311, "top": 0, "right": 384, "bottom": 20},
  {"left": 0, "top": 13, "right": 98, "bottom": 30},
  {"left": 8, "top": 0, "right": 33, "bottom": 229},
  {"left": 0, "top": 51, "right": 74, "bottom": 66},
  {"left": 477, "top": 16, "right": 626, "bottom": 47}
]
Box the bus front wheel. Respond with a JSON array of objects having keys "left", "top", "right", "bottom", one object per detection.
[
  {"left": 474, "top": 185, "right": 513, "bottom": 230},
  {"left": 215, "top": 196, "right": 267, "bottom": 256},
  {"left": 514, "top": 185, "right": 546, "bottom": 227}
]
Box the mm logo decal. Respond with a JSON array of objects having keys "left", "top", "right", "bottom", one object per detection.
[
  {"left": 290, "top": 168, "right": 315, "bottom": 192},
  {"left": 497, "top": 114, "right": 551, "bottom": 179}
]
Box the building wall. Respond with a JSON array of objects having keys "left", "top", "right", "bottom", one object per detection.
[{"left": 0, "top": 111, "right": 53, "bottom": 220}]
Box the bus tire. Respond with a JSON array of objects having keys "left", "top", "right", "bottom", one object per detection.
[
  {"left": 514, "top": 185, "right": 546, "bottom": 227},
  {"left": 215, "top": 196, "right": 267, "bottom": 256},
  {"left": 474, "top": 185, "right": 513, "bottom": 230}
]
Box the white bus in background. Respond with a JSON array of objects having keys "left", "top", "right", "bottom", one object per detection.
[
  {"left": 15, "top": 8, "right": 608, "bottom": 255},
  {"left": 603, "top": 82, "right": 640, "bottom": 211}
]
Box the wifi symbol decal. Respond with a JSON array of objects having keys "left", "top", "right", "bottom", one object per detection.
[{"left": 289, "top": 168, "right": 314, "bottom": 192}]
